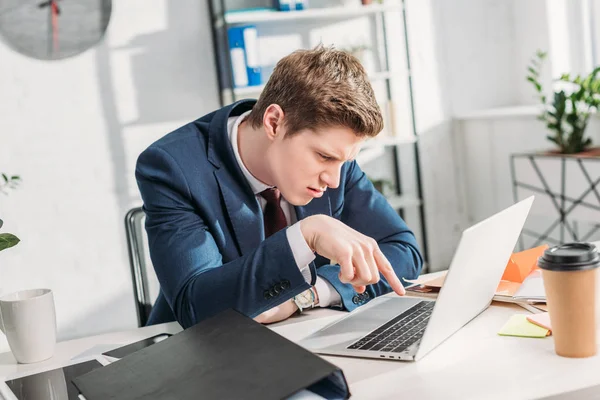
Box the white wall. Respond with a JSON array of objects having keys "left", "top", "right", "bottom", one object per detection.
[
  {"left": 404, "top": 0, "right": 528, "bottom": 270},
  {"left": 0, "top": 0, "right": 219, "bottom": 351},
  {"left": 457, "top": 110, "right": 600, "bottom": 250},
  {"left": 452, "top": 0, "right": 600, "bottom": 252}
]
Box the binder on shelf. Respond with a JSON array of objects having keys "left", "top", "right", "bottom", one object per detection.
[
  {"left": 242, "top": 26, "right": 262, "bottom": 86},
  {"left": 277, "top": 0, "right": 293, "bottom": 11},
  {"left": 228, "top": 25, "right": 262, "bottom": 89},
  {"left": 228, "top": 26, "right": 249, "bottom": 88},
  {"left": 295, "top": 0, "right": 307, "bottom": 10},
  {"left": 73, "top": 309, "right": 350, "bottom": 400}
]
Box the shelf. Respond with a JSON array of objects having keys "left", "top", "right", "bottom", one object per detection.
[
  {"left": 231, "top": 70, "right": 404, "bottom": 98},
  {"left": 221, "top": 4, "right": 402, "bottom": 25},
  {"left": 356, "top": 136, "right": 417, "bottom": 165},
  {"left": 455, "top": 105, "right": 541, "bottom": 121},
  {"left": 386, "top": 194, "right": 422, "bottom": 209},
  {"left": 232, "top": 85, "right": 264, "bottom": 96},
  {"left": 356, "top": 146, "right": 384, "bottom": 166}
]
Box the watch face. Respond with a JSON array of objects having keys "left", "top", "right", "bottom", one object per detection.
[
  {"left": 296, "top": 289, "right": 314, "bottom": 308},
  {"left": 0, "top": 0, "right": 112, "bottom": 60}
]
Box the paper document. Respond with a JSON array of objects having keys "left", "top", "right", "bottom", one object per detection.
[{"left": 513, "top": 269, "right": 546, "bottom": 301}]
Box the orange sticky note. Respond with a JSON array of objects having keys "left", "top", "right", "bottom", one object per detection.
[
  {"left": 527, "top": 312, "right": 552, "bottom": 332},
  {"left": 501, "top": 245, "right": 549, "bottom": 283}
]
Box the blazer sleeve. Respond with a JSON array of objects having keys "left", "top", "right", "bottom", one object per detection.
[
  {"left": 136, "top": 146, "right": 311, "bottom": 328},
  {"left": 316, "top": 160, "right": 424, "bottom": 311}
]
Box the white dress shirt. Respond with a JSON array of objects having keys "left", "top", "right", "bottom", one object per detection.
[{"left": 228, "top": 111, "right": 341, "bottom": 307}]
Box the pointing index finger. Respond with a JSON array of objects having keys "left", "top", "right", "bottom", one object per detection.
[{"left": 374, "top": 248, "right": 405, "bottom": 295}]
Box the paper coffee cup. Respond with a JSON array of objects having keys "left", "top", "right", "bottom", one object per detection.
[{"left": 538, "top": 243, "right": 600, "bottom": 358}]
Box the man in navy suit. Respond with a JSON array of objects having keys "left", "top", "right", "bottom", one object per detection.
[{"left": 136, "top": 46, "right": 423, "bottom": 328}]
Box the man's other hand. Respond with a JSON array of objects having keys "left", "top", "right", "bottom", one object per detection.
[
  {"left": 254, "top": 300, "right": 298, "bottom": 324},
  {"left": 300, "top": 215, "right": 406, "bottom": 296}
]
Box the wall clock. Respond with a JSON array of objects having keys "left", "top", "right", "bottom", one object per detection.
[{"left": 0, "top": 0, "right": 111, "bottom": 60}]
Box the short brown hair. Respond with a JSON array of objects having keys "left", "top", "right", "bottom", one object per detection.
[{"left": 246, "top": 45, "right": 384, "bottom": 138}]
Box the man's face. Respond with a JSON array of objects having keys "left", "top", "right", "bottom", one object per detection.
[{"left": 266, "top": 126, "right": 364, "bottom": 206}]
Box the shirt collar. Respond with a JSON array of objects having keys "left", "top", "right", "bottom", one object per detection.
[{"left": 228, "top": 110, "right": 272, "bottom": 195}]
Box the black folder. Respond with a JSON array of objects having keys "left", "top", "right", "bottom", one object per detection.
[{"left": 73, "top": 309, "right": 350, "bottom": 400}]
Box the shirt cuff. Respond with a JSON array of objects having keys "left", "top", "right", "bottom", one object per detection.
[
  {"left": 314, "top": 277, "right": 342, "bottom": 308},
  {"left": 286, "top": 223, "right": 316, "bottom": 283}
]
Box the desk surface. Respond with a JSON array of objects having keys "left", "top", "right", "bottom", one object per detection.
[{"left": 0, "top": 274, "right": 598, "bottom": 400}]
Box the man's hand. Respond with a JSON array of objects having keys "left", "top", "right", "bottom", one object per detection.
[
  {"left": 254, "top": 300, "right": 298, "bottom": 324},
  {"left": 300, "top": 215, "right": 406, "bottom": 296}
]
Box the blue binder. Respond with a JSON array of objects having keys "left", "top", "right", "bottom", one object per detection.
[{"left": 228, "top": 25, "right": 262, "bottom": 88}]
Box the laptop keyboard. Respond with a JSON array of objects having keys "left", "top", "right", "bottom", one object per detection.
[{"left": 347, "top": 301, "right": 434, "bottom": 353}]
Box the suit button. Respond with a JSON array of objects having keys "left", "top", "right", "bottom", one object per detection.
[
  {"left": 364, "top": 292, "right": 370, "bottom": 299},
  {"left": 281, "top": 280, "right": 291, "bottom": 289},
  {"left": 274, "top": 283, "right": 284, "bottom": 293},
  {"left": 352, "top": 295, "right": 360, "bottom": 304},
  {"left": 264, "top": 290, "right": 273, "bottom": 300},
  {"left": 269, "top": 288, "right": 277, "bottom": 297}
]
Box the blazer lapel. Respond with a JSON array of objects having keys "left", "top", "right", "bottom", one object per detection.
[
  {"left": 208, "top": 99, "right": 265, "bottom": 256},
  {"left": 215, "top": 168, "right": 264, "bottom": 256}
]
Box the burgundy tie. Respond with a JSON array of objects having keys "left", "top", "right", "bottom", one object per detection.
[{"left": 260, "top": 188, "right": 287, "bottom": 238}]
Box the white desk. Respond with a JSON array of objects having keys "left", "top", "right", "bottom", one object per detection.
[{"left": 0, "top": 277, "right": 598, "bottom": 400}]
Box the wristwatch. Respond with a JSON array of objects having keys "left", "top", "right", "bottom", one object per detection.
[{"left": 293, "top": 288, "right": 317, "bottom": 312}]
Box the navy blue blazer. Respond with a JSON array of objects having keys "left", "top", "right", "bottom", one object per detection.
[{"left": 135, "top": 100, "right": 424, "bottom": 328}]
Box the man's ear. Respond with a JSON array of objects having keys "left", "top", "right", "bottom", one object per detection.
[{"left": 263, "top": 104, "right": 285, "bottom": 141}]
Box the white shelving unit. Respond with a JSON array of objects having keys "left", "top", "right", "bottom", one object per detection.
[{"left": 387, "top": 194, "right": 422, "bottom": 209}]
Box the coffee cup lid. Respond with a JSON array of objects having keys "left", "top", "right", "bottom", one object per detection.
[{"left": 538, "top": 242, "right": 600, "bottom": 272}]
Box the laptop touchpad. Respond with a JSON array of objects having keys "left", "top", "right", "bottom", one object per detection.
[{"left": 301, "top": 297, "right": 424, "bottom": 350}]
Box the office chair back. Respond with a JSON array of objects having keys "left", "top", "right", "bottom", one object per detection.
[{"left": 125, "top": 207, "right": 160, "bottom": 327}]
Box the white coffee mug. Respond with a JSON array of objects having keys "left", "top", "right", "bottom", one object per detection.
[{"left": 0, "top": 288, "right": 57, "bottom": 363}]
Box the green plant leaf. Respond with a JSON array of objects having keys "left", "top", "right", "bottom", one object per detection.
[
  {"left": 0, "top": 233, "right": 20, "bottom": 252},
  {"left": 1, "top": 174, "right": 7, "bottom": 183},
  {"left": 559, "top": 73, "right": 570, "bottom": 81}
]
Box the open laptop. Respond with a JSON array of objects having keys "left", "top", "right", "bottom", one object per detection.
[{"left": 299, "top": 196, "right": 534, "bottom": 362}]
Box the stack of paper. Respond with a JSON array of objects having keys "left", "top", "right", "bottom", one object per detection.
[{"left": 513, "top": 269, "right": 546, "bottom": 302}]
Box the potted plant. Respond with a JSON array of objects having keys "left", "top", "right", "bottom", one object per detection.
[
  {"left": 0, "top": 173, "right": 21, "bottom": 252},
  {"left": 526, "top": 50, "right": 600, "bottom": 155},
  {"left": 511, "top": 52, "right": 600, "bottom": 248}
]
